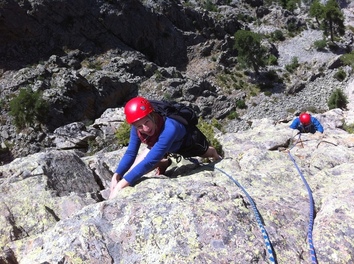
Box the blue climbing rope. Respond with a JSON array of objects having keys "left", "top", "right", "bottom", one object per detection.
[
  {"left": 187, "top": 157, "right": 276, "bottom": 264},
  {"left": 288, "top": 134, "right": 318, "bottom": 264},
  {"left": 214, "top": 166, "right": 276, "bottom": 264}
]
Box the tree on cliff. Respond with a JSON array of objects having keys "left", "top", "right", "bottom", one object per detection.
[
  {"left": 309, "top": 0, "right": 323, "bottom": 26},
  {"left": 309, "top": 0, "right": 345, "bottom": 42},
  {"left": 322, "top": 0, "right": 345, "bottom": 42},
  {"left": 233, "top": 30, "right": 267, "bottom": 76}
]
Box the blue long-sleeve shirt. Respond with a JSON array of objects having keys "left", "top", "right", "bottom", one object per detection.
[
  {"left": 289, "top": 116, "right": 324, "bottom": 133},
  {"left": 115, "top": 117, "right": 187, "bottom": 184}
]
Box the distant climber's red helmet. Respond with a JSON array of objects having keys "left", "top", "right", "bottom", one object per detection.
[
  {"left": 299, "top": 113, "right": 311, "bottom": 125},
  {"left": 124, "top": 96, "right": 154, "bottom": 124}
]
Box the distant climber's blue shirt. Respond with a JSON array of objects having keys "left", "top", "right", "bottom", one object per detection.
[
  {"left": 115, "top": 117, "right": 187, "bottom": 185},
  {"left": 289, "top": 116, "right": 324, "bottom": 133}
]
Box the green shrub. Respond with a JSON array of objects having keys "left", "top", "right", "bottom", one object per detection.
[
  {"left": 210, "top": 118, "right": 224, "bottom": 131},
  {"left": 154, "top": 70, "right": 164, "bottom": 81},
  {"left": 343, "top": 123, "right": 354, "bottom": 134},
  {"left": 314, "top": 39, "right": 327, "bottom": 50},
  {"left": 218, "top": 74, "right": 228, "bottom": 84},
  {"left": 285, "top": 57, "right": 299, "bottom": 73},
  {"left": 236, "top": 13, "right": 254, "bottom": 23},
  {"left": 250, "top": 90, "right": 258, "bottom": 96},
  {"left": 334, "top": 68, "right": 346, "bottom": 82},
  {"left": 340, "top": 51, "right": 354, "bottom": 68},
  {"left": 268, "top": 54, "right": 278, "bottom": 65},
  {"left": 327, "top": 88, "right": 348, "bottom": 110},
  {"left": 87, "top": 61, "right": 102, "bottom": 70},
  {"left": 236, "top": 99, "right": 247, "bottom": 109},
  {"left": 270, "top": 30, "right": 285, "bottom": 41},
  {"left": 115, "top": 121, "right": 131, "bottom": 147},
  {"left": 9, "top": 87, "right": 48, "bottom": 129},
  {"left": 86, "top": 139, "right": 100, "bottom": 156},
  {"left": 204, "top": 0, "right": 217, "bottom": 12},
  {"left": 287, "top": 22, "right": 297, "bottom": 33},
  {"left": 198, "top": 118, "right": 223, "bottom": 156},
  {"left": 286, "top": 0, "right": 297, "bottom": 12},
  {"left": 163, "top": 93, "right": 172, "bottom": 100},
  {"left": 227, "top": 111, "right": 239, "bottom": 120}
]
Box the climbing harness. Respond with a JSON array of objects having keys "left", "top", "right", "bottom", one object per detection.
[
  {"left": 288, "top": 134, "right": 318, "bottom": 264},
  {"left": 188, "top": 157, "right": 277, "bottom": 264}
]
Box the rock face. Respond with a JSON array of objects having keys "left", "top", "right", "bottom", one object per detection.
[
  {"left": 0, "top": 0, "right": 353, "bottom": 162},
  {"left": 1, "top": 108, "right": 354, "bottom": 263},
  {"left": 0, "top": 0, "right": 189, "bottom": 70},
  {"left": 1, "top": 1, "right": 354, "bottom": 262}
]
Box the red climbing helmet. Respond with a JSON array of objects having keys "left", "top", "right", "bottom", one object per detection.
[
  {"left": 124, "top": 96, "right": 154, "bottom": 124},
  {"left": 299, "top": 113, "right": 311, "bottom": 125}
]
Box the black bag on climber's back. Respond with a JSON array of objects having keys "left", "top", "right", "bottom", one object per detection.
[{"left": 149, "top": 100, "right": 198, "bottom": 126}]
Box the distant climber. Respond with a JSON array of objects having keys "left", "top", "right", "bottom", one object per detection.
[{"left": 290, "top": 112, "right": 324, "bottom": 134}]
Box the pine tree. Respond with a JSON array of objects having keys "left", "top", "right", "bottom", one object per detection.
[
  {"left": 234, "top": 30, "right": 267, "bottom": 75},
  {"left": 309, "top": 0, "right": 324, "bottom": 27},
  {"left": 322, "top": 0, "right": 345, "bottom": 42}
]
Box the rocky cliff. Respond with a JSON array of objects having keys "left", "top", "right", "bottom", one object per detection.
[
  {"left": 1, "top": 108, "right": 354, "bottom": 263},
  {"left": 1, "top": 0, "right": 354, "bottom": 263},
  {"left": 1, "top": 0, "right": 353, "bottom": 161}
]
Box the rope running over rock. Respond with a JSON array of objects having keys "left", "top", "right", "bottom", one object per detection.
[
  {"left": 187, "top": 157, "right": 277, "bottom": 264},
  {"left": 288, "top": 134, "right": 318, "bottom": 264}
]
